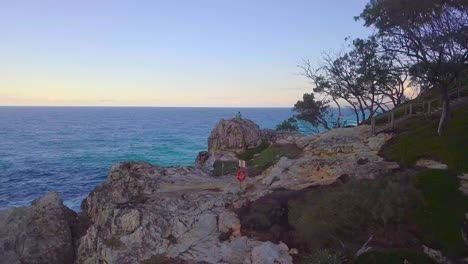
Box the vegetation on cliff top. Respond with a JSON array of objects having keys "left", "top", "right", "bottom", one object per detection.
[
  {"left": 381, "top": 106, "right": 468, "bottom": 171},
  {"left": 380, "top": 105, "right": 468, "bottom": 257}
]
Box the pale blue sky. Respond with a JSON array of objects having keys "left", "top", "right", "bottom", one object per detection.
[{"left": 0, "top": 0, "right": 372, "bottom": 107}]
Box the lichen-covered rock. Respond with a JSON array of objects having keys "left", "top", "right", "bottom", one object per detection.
[
  {"left": 415, "top": 159, "right": 448, "bottom": 170},
  {"left": 196, "top": 118, "right": 266, "bottom": 173},
  {"left": 0, "top": 192, "right": 77, "bottom": 264},
  {"left": 76, "top": 161, "right": 289, "bottom": 263},
  {"left": 208, "top": 118, "right": 263, "bottom": 153}
]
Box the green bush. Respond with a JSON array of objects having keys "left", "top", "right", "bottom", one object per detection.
[
  {"left": 237, "top": 141, "right": 270, "bottom": 161},
  {"left": 252, "top": 144, "right": 302, "bottom": 170},
  {"left": 276, "top": 118, "right": 299, "bottom": 132},
  {"left": 381, "top": 106, "right": 468, "bottom": 171},
  {"left": 414, "top": 169, "right": 468, "bottom": 257},
  {"left": 213, "top": 160, "right": 238, "bottom": 176},
  {"left": 288, "top": 173, "right": 421, "bottom": 252}
]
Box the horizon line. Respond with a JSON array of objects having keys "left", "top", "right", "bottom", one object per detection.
[{"left": 0, "top": 105, "right": 294, "bottom": 109}]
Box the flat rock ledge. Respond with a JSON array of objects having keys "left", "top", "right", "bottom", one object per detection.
[{"left": 0, "top": 120, "right": 399, "bottom": 264}]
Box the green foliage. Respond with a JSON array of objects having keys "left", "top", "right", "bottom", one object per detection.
[
  {"left": 414, "top": 169, "right": 468, "bottom": 257},
  {"left": 287, "top": 173, "right": 421, "bottom": 252},
  {"left": 380, "top": 106, "right": 468, "bottom": 257},
  {"left": 212, "top": 160, "right": 238, "bottom": 176},
  {"left": 381, "top": 106, "right": 468, "bottom": 171},
  {"left": 276, "top": 118, "right": 299, "bottom": 132},
  {"left": 251, "top": 144, "right": 302, "bottom": 171},
  {"left": 355, "top": 250, "right": 436, "bottom": 264},
  {"left": 359, "top": 0, "right": 467, "bottom": 104},
  {"left": 302, "top": 249, "right": 343, "bottom": 264},
  {"left": 237, "top": 141, "right": 270, "bottom": 161},
  {"left": 294, "top": 93, "right": 333, "bottom": 130}
]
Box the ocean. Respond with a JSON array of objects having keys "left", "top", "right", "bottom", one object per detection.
[{"left": 0, "top": 107, "right": 294, "bottom": 211}]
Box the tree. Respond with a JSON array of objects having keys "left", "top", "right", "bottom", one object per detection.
[
  {"left": 276, "top": 118, "right": 299, "bottom": 132},
  {"left": 293, "top": 93, "right": 334, "bottom": 131},
  {"left": 300, "top": 37, "right": 412, "bottom": 125},
  {"left": 358, "top": 0, "right": 468, "bottom": 135}
]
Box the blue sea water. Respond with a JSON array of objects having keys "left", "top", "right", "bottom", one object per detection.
[{"left": 0, "top": 107, "right": 293, "bottom": 211}]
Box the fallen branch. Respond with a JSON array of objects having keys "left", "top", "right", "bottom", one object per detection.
[{"left": 356, "top": 235, "right": 374, "bottom": 257}]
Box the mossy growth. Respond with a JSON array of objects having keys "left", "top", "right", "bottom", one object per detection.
[
  {"left": 103, "top": 236, "right": 124, "bottom": 249},
  {"left": 354, "top": 250, "right": 436, "bottom": 264},
  {"left": 413, "top": 169, "right": 468, "bottom": 257},
  {"left": 240, "top": 172, "right": 422, "bottom": 257},
  {"left": 237, "top": 141, "right": 270, "bottom": 161},
  {"left": 380, "top": 105, "right": 468, "bottom": 257},
  {"left": 251, "top": 144, "right": 302, "bottom": 171},
  {"left": 212, "top": 160, "right": 238, "bottom": 176},
  {"left": 380, "top": 106, "right": 468, "bottom": 171}
]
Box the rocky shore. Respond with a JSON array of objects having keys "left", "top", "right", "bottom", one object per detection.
[{"left": 0, "top": 118, "right": 399, "bottom": 264}]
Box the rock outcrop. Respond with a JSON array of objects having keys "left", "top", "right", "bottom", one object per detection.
[
  {"left": 0, "top": 119, "right": 401, "bottom": 264},
  {"left": 208, "top": 118, "right": 264, "bottom": 154},
  {"left": 0, "top": 192, "right": 78, "bottom": 264},
  {"left": 196, "top": 118, "right": 265, "bottom": 173},
  {"left": 76, "top": 162, "right": 292, "bottom": 263}
]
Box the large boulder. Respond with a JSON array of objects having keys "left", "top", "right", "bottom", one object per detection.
[
  {"left": 196, "top": 118, "right": 265, "bottom": 173},
  {"left": 208, "top": 118, "right": 263, "bottom": 154},
  {"left": 76, "top": 162, "right": 292, "bottom": 264},
  {"left": 0, "top": 192, "right": 78, "bottom": 264}
]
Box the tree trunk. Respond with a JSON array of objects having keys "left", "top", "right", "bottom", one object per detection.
[
  {"left": 437, "top": 87, "right": 451, "bottom": 136},
  {"left": 332, "top": 97, "right": 342, "bottom": 128}
]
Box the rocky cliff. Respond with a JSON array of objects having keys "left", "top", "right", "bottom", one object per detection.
[{"left": 0, "top": 118, "right": 398, "bottom": 264}]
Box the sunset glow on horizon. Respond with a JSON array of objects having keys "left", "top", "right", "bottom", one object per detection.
[{"left": 1, "top": 0, "right": 371, "bottom": 107}]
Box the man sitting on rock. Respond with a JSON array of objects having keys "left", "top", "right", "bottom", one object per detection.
[{"left": 235, "top": 111, "right": 242, "bottom": 120}]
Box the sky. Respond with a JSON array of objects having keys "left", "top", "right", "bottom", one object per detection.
[{"left": 0, "top": 0, "right": 372, "bottom": 107}]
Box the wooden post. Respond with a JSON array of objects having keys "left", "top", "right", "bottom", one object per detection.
[
  {"left": 409, "top": 103, "right": 413, "bottom": 117},
  {"left": 371, "top": 117, "right": 376, "bottom": 135},
  {"left": 390, "top": 111, "right": 395, "bottom": 129}
]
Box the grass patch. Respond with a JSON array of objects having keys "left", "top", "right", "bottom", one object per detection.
[
  {"left": 380, "top": 105, "right": 468, "bottom": 257},
  {"left": 213, "top": 160, "right": 238, "bottom": 176},
  {"left": 414, "top": 169, "right": 468, "bottom": 257},
  {"left": 251, "top": 144, "right": 302, "bottom": 171},
  {"left": 288, "top": 173, "right": 420, "bottom": 252},
  {"left": 354, "top": 250, "right": 435, "bottom": 264},
  {"left": 240, "top": 172, "right": 422, "bottom": 256},
  {"left": 237, "top": 141, "right": 270, "bottom": 161},
  {"left": 380, "top": 106, "right": 468, "bottom": 171}
]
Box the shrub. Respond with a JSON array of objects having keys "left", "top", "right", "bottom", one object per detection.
[
  {"left": 414, "top": 169, "right": 468, "bottom": 257},
  {"left": 252, "top": 144, "right": 302, "bottom": 170},
  {"left": 212, "top": 160, "right": 238, "bottom": 176},
  {"left": 276, "top": 118, "right": 299, "bottom": 132},
  {"left": 238, "top": 141, "right": 270, "bottom": 161}
]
